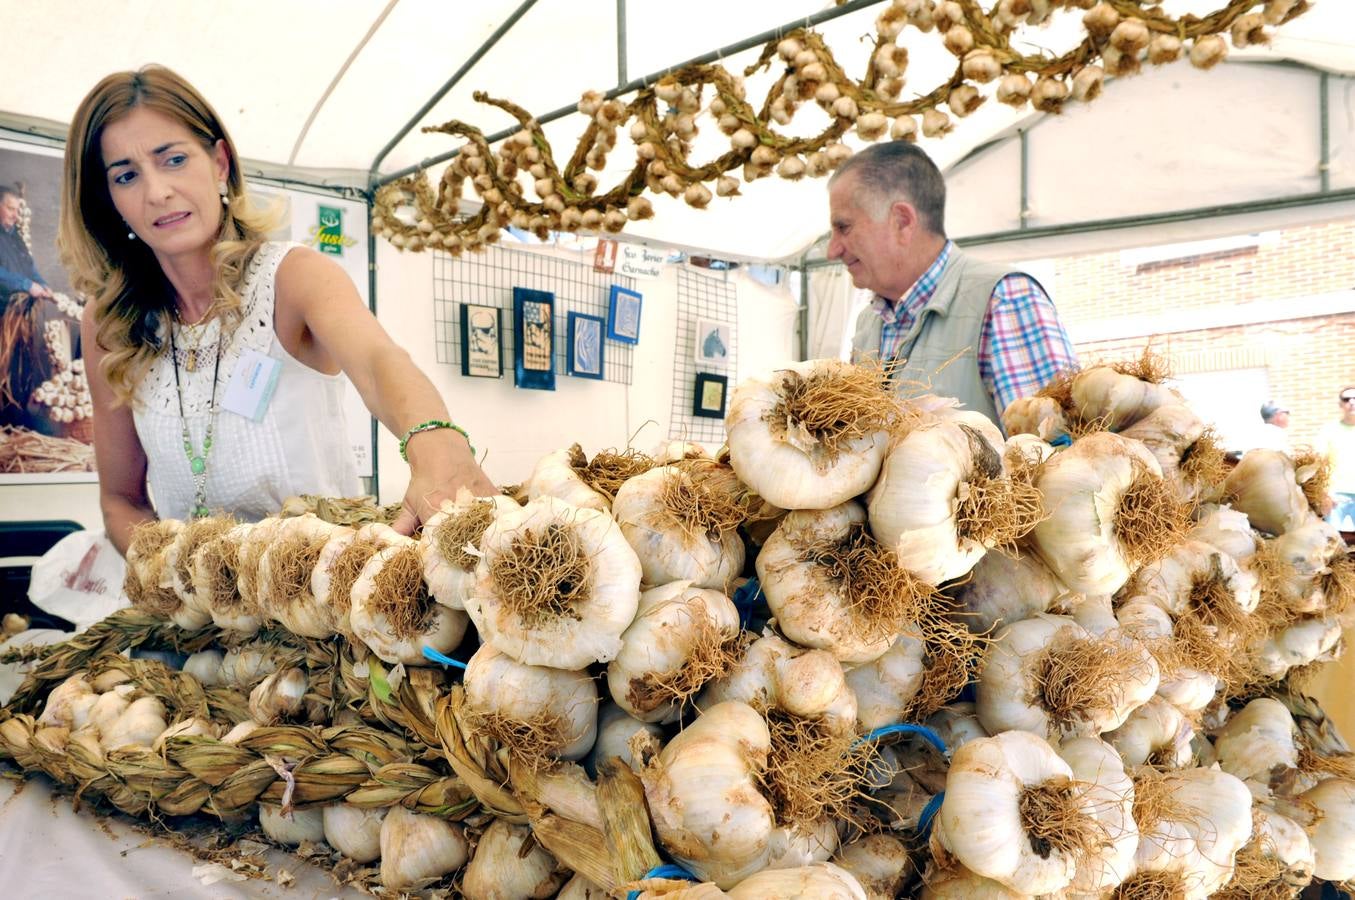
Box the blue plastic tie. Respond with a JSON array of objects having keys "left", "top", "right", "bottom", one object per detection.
[
  {"left": 421, "top": 646, "right": 468, "bottom": 669},
  {"left": 917, "top": 790, "right": 945, "bottom": 837},
  {"left": 731, "top": 577, "right": 763, "bottom": 628},
  {"left": 1050, "top": 433, "right": 1073, "bottom": 447},
  {"left": 855, "top": 723, "right": 948, "bottom": 756},
  {"left": 626, "top": 864, "right": 699, "bottom": 899}
]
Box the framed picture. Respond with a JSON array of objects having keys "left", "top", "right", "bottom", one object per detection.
[
  {"left": 607, "top": 284, "right": 643, "bottom": 344},
  {"left": 459, "top": 303, "right": 503, "bottom": 378},
  {"left": 512, "top": 287, "right": 556, "bottom": 391},
  {"left": 567, "top": 312, "right": 606, "bottom": 380},
  {"left": 692, "top": 372, "right": 729, "bottom": 419},
  {"left": 694, "top": 317, "right": 733, "bottom": 367}
]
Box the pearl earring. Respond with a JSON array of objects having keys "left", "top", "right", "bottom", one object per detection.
[
  {"left": 126, "top": 227, "right": 136, "bottom": 240},
  {"left": 218, "top": 181, "right": 229, "bottom": 207}
]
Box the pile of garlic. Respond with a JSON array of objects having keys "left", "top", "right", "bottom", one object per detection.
[{"left": 15, "top": 350, "right": 1355, "bottom": 898}]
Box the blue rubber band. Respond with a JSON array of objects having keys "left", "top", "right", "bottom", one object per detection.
[
  {"left": 854, "top": 723, "right": 948, "bottom": 756},
  {"left": 421, "top": 646, "right": 468, "bottom": 669},
  {"left": 625, "top": 863, "right": 699, "bottom": 900},
  {"left": 917, "top": 790, "right": 945, "bottom": 837}
]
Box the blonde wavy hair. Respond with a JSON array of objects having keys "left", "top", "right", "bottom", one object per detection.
[{"left": 58, "top": 65, "right": 278, "bottom": 405}]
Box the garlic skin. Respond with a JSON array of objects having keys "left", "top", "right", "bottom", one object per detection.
[
  {"left": 589, "top": 703, "right": 663, "bottom": 772},
  {"left": 845, "top": 633, "right": 925, "bottom": 731},
  {"left": 349, "top": 543, "right": 469, "bottom": 665},
  {"left": 152, "top": 716, "right": 221, "bottom": 751},
  {"left": 1119, "top": 404, "right": 1207, "bottom": 494},
  {"left": 1002, "top": 395, "right": 1069, "bottom": 443},
  {"left": 222, "top": 720, "right": 261, "bottom": 744},
  {"left": 1215, "top": 698, "right": 1298, "bottom": 792},
  {"left": 1250, "top": 806, "right": 1316, "bottom": 886},
  {"left": 462, "top": 819, "right": 567, "bottom": 899},
  {"left": 1254, "top": 615, "right": 1343, "bottom": 679},
  {"left": 831, "top": 834, "right": 912, "bottom": 900},
  {"left": 640, "top": 701, "right": 774, "bottom": 888},
  {"left": 1299, "top": 778, "right": 1355, "bottom": 881},
  {"left": 1057, "top": 737, "right": 1138, "bottom": 894},
  {"left": 196, "top": 523, "right": 258, "bottom": 634},
  {"left": 607, "top": 581, "right": 741, "bottom": 724},
  {"left": 937, "top": 730, "right": 1099, "bottom": 894},
  {"left": 469, "top": 496, "right": 641, "bottom": 669},
  {"left": 525, "top": 446, "right": 610, "bottom": 511},
  {"left": 1224, "top": 449, "right": 1315, "bottom": 536},
  {"left": 556, "top": 875, "right": 610, "bottom": 899},
  {"left": 611, "top": 466, "right": 745, "bottom": 591},
  {"left": 1031, "top": 431, "right": 1167, "bottom": 596},
  {"left": 726, "top": 862, "right": 867, "bottom": 898},
  {"left": 1137, "top": 767, "right": 1254, "bottom": 896},
  {"left": 756, "top": 501, "right": 897, "bottom": 663},
  {"left": 1190, "top": 504, "right": 1258, "bottom": 561},
  {"left": 379, "top": 807, "right": 469, "bottom": 891},
  {"left": 868, "top": 421, "right": 1003, "bottom": 584},
  {"left": 698, "top": 631, "right": 793, "bottom": 712},
  {"left": 950, "top": 549, "right": 1066, "bottom": 635},
  {"left": 774, "top": 648, "right": 857, "bottom": 733},
  {"left": 219, "top": 642, "right": 284, "bottom": 687},
  {"left": 181, "top": 649, "right": 224, "bottom": 687},
  {"left": 726, "top": 360, "right": 891, "bottom": 511},
  {"left": 920, "top": 867, "right": 1026, "bottom": 898},
  {"left": 248, "top": 666, "right": 308, "bottom": 724},
  {"left": 926, "top": 702, "right": 989, "bottom": 750},
  {"left": 1070, "top": 367, "right": 1182, "bottom": 432},
  {"left": 257, "top": 514, "right": 342, "bottom": 638},
  {"left": 421, "top": 495, "right": 518, "bottom": 610},
  {"left": 100, "top": 696, "right": 167, "bottom": 752},
  {"left": 259, "top": 803, "right": 326, "bottom": 846},
  {"left": 38, "top": 674, "right": 93, "bottom": 727},
  {"left": 1105, "top": 695, "right": 1194, "bottom": 768},
  {"left": 323, "top": 804, "right": 385, "bottom": 863},
  {"left": 977, "top": 614, "right": 1159, "bottom": 740},
  {"left": 464, "top": 643, "right": 598, "bottom": 761},
  {"left": 88, "top": 685, "right": 134, "bottom": 735}
]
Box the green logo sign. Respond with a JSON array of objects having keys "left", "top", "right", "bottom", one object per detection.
[{"left": 311, "top": 205, "right": 354, "bottom": 256}]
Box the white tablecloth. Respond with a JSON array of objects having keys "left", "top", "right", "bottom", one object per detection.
[{"left": 0, "top": 775, "right": 369, "bottom": 899}]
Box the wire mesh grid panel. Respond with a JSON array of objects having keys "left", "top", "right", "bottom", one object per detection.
[
  {"left": 432, "top": 245, "right": 636, "bottom": 385},
  {"left": 670, "top": 266, "right": 738, "bottom": 443}
]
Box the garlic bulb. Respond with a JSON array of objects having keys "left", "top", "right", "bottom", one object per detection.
[
  {"left": 1298, "top": 778, "right": 1355, "bottom": 881},
  {"left": 222, "top": 720, "right": 261, "bottom": 744},
  {"left": 920, "top": 867, "right": 1026, "bottom": 898},
  {"left": 756, "top": 501, "right": 901, "bottom": 663},
  {"left": 698, "top": 631, "right": 791, "bottom": 711},
  {"left": 1001, "top": 395, "right": 1069, "bottom": 443},
  {"left": 38, "top": 674, "right": 93, "bottom": 727},
  {"left": 936, "top": 730, "right": 1107, "bottom": 894},
  {"left": 641, "top": 701, "right": 774, "bottom": 887},
  {"left": 949, "top": 548, "right": 1067, "bottom": 635},
  {"left": 323, "top": 804, "right": 385, "bottom": 863},
  {"left": 926, "top": 702, "right": 989, "bottom": 750},
  {"left": 182, "top": 649, "right": 224, "bottom": 686},
  {"left": 525, "top": 445, "right": 610, "bottom": 511},
  {"left": 1131, "top": 767, "right": 1253, "bottom": 896},
  {"left": 1231, "top": 806, "right": 1315, "bottom": 891},
  {"left": 611, "top": 465, "right": 745, "bottom": 590},
  {"left": 219, "top": 642, "right": 285, "bottom": 687},
  {"left": 1254, "top": 615, "right": 1342, "bottom": 679},
  {"left": 1115, "top": 598, "right": 1220, "bottom": 713},
  {"left": 349, "top": 541, "right": 468, "bottom": 665},
  {"left": 257, "top": 514, "right": 344, "bottom": 638},
  {"left": 1224, "top": 449, "right": 1314, "bottom": 536},
  {"left": 379, "top": 807, "right": 469, "bottom": 890},
  {"left": 461, "top": 819, "right": 567, "bottom": 899},
  {"left": 1057, "top": 737, "right": 1137, "bottom": 895},
  {"left": 1031, "top": 431, "right": 1183, "bottom": 595},
  {"left": 236, "top": 517, "right": 283, "bottom": 611},
  {"left": 556, "top": 875, "right": 610, "bottom": 899},
  {"left": 1069, "top": 366, "right": 1182, "bottom": 432},
  {"left": 259, "top": 803, "right": 326, "bottom": 846},
  {"left": 463, "top": 643, "right": 598, "bottom": 762},
  {"left": 589, "top": 703, "right": 663, "bottom": 772},
  {"left": 845, "top": 633, "right": 925, "bottom": 731},
  {"left": 100, "top": 696, "right": 167, "bottom": 751},
  {"left": 1105, "top": 695, "right": 1194, "bottom": 768},
  {"left": 1119, "top": 404, "right": 1216, "bottom": 498},
  {"left": 1215, "top": 698, "right": 1298, "bottom": 792},
  {"left": 468, "top": 496, "right": 641, "bottom": 669},
  {"left": 152, "top": 716, "right": 221, "bottom": 751},
  {"left": 194, "top": 523, "right": 258, "bottom": 634},
  {"left": 607, "top": 581, "right": 741, "bottom": 723},
  {"left": 977, "top": 614, "right": 1158, "bottom": 740},
  {"left": 726, "top": 360, "right": 895, "bottom": 510},
  {"left": 869, "top": 421, "right": 1036, "bottom": 584},
  {"left": 831, "top": 834, "right": 912, "bottom": 900},
  {"left": 421, "top": 494, "right": 518, "bottom": 610},
  {"left": 773, "top": 648, "right": 857, "bottom": 732},
  {"left": 87, "top": 685, "right": 134, "bottom": 734},
  {"left": 1190, "top": 504, "right": 1258, "bottom": 561},
  {"left": 726, "top": 863, "right": 867, "bottom": 899},
  {"left": 123, "top": 519, "right": 186, "bottom": 623},
  {"left": 248, "top": 666, "right": 308, "bottom": 724},
  {"left": 766, "top": 818, "right": 838, "bottom": 870},
  {"left": 162, "top": 515, "right": 233, "bottom": 627}
]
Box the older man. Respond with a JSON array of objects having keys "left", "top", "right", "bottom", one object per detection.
[
  {"left": 0, "top": 185, "right": 52, "bottom": 301},
  {"left": 830, "top": 142, "right": 1075, "bottom": 424}
]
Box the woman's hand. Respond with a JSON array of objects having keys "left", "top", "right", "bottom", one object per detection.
[{"left": 390, "top": 429, "right": 499, "bottom": 535}]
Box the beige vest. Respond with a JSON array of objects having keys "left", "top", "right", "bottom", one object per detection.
[{"left": 851, "top": 248, "right": 1034, "bottom": 425}]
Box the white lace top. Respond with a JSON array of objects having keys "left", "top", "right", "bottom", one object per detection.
[{"left": 133, "top": 241, "right": 360, "bottom": 522}]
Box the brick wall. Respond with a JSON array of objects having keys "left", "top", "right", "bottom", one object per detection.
[{"left": 1046, "top": 220, "right": 1355, "bottom": 450}]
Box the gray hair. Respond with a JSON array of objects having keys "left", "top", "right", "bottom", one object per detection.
[{"left": 829, "top": 141, "right": 946, "bottom": 237}]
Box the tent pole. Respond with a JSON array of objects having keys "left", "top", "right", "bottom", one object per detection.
[
  {"left": 616, "top": 0, "right": 628, "bottom": 86},
  {"left": 367, "top": 0, "right": 541, "bottom": 188},
  {"left": 1019, "top": 129, "right": 1030, "bottom": 230},
  {"left": 1320, "top": 71, "right": 1330, "bottom": 193},
  {"left": 798, "top": 255, "right": 810, "bottom": 362},
  {"left": 365, "top": 199, "right": 381, "bottom": 501},
  {"left": 371, "top": 0, "right": 890, "bottom": 189}
]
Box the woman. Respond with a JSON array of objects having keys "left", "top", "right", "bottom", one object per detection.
[{"left": 61, "top": 66, "right": 495, "bottom": 554}]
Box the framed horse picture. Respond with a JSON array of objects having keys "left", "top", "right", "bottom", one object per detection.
[{"left": 694, "top": 317, "right": 732, "bottom": 368}]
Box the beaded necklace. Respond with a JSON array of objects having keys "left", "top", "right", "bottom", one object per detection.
[{"left": 169, "top": 323, "right": 222, "bottom": 519}]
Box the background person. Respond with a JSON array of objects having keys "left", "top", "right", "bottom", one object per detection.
[
  {"left": 61, "top": 65, "right": 496, "bottom": 555},
  {"left": 1254, "top": 400, "right": 1291, "bottom": 453},
  {"left": 832, "top": 141, "right": 1077, "bottom": 424},
  {"left": 0, "top": 184, "right": 53, "bottom": 301},
  {"left": 1320, "top": 386, "right": 1355, "bottom": 531}
]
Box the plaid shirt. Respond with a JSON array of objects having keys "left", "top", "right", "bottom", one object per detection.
[{"left": 873, "top": 241, "right": 1077, "bottom": 415}]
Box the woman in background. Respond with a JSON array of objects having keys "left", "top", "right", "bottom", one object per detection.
[{"left": 61, "top": 65, "right": 495, "bottom": 554}]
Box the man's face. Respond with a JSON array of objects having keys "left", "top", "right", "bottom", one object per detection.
[
  {"left": 0, "top": 194, "right": 20, "bottom": 230},
  {"left": 827, "top": 173, "right": 910, "bottom": 300},
  {"left": 1273, "top": 410, "right": 1290, "bottom": 428}
]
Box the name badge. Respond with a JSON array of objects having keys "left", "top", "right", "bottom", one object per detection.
[{"left": 221, "top": 349, "right": 282, "bottom": 422}]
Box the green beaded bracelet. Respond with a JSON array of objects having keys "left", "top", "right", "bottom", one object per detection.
[{"left": 399, "top": 419, "right": 474, "bottom": 462}]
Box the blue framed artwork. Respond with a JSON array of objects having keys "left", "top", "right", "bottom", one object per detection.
[
  {"left": 607, "top": 284, "right": 643, "bottom": 344},
  {"left": 459, "top": 303, "right": 503, "bottom": 378},
  {"left": 567, "top": 312, "right": 606, "bottom": 380},
  {"left": 512, "top": 287, "right": 556, "bottom": 391}
]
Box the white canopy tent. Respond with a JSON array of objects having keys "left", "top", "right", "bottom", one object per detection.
[{"left": 3, "top": 0, "right": 1353, "bottom": 264}]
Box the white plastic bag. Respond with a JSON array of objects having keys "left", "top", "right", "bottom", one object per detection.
[{"left": 27, "top": 529, "right": 129, "bottom": 633}]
